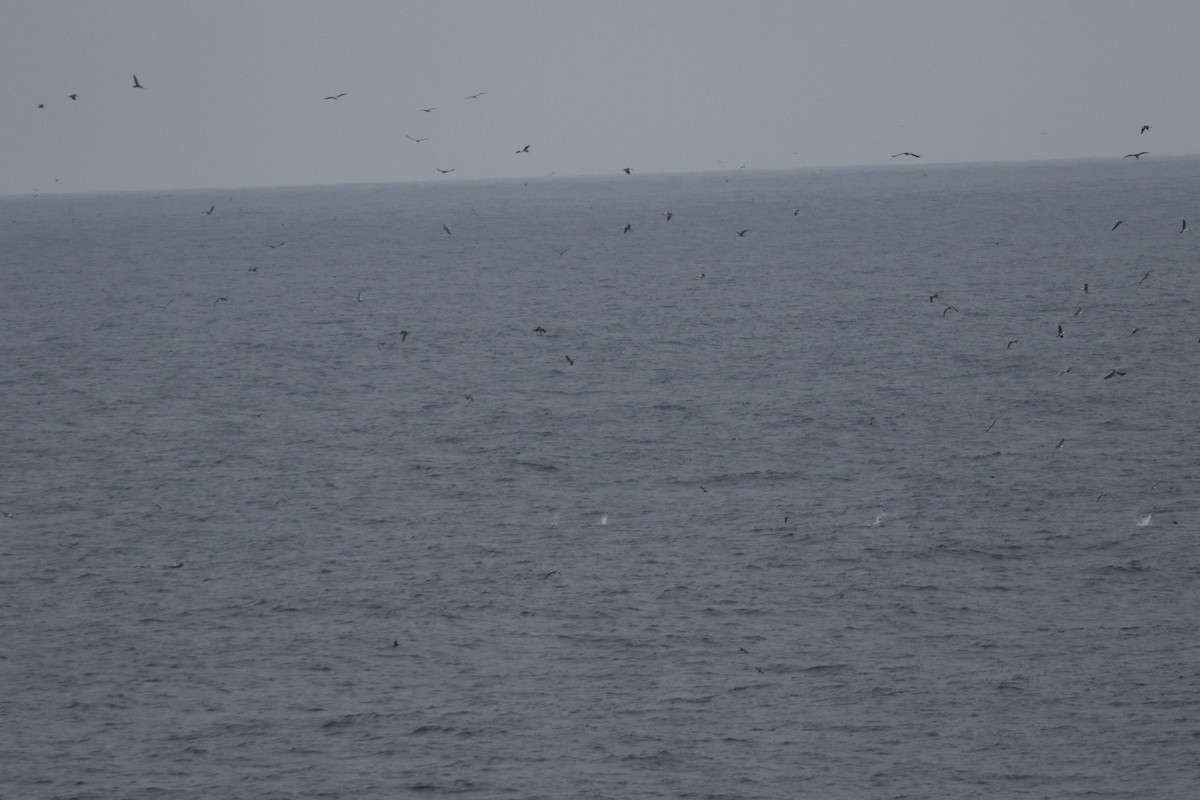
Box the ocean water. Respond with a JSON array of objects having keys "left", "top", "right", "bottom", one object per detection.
[{"left": 2, "top": 158, "right": 1199, "bottom": 799}]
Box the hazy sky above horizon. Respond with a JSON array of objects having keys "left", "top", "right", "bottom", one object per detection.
[{"left": 4, "top": 0, "right": 1197, "bottom": 196}]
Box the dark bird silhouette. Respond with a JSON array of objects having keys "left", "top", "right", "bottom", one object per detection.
[
  {"left": 419, "top": 107, "right": 437, "bottom": 113},
  {"left": 1140, "top": 125, "right": 1150, "bottom": 134},
  {"left": 464, "top": 92, "right": 487, "bottom": 100},
  {"left": 942, "top": 305, "right": 958, "bottom": 317},
  {"left": 464, "top": 394, "right": 473, "bottom": 401},
  {"left": 622, "top": 167, "right": 632, "bottom": 174},
  {"left": 436, "top": 168, "right": 454, "bottom": 174},
  {"left": 663, "top": 212, "right": 673, "bottom": 221},
  {"left": 1131, "top": 327, "right": 1141, "bottom": 335},
  {"left": 1111, "top": 220, "right": 1124, "bottom": 231},
  {"left": 1082, "top": 283, "right": 1089, "bottom": 293},
  {"left": 1055, "top": 438, "right": 1066, "bottom": 449},
  {"left": 205, "top": 206, "right": 215, "bottom": 215},
  {"left": 735, "top": 229, "right": 750, "bottom": 237},
  {"left": 1056, "top": 325, "right": 1064, "bottom": 338},
  {"left": 156, "top": 298, "right": 174, "bottom": 309},
  {"left": 247, "top": 266, "right": 258, "bottom": 272},
  {"left": 69, "top": 93, "right": 78, "bottom": 100},
  {"left": 442, "top": 223, "right": 452, "bottom": 236},
  {"left": 213, "top": 296, "right": 228, "bottom": 308},
  {"left": 1138, "top": 271, "right": 1150, "bottom": 285},
  {"left": 1104, "top": 370, "right": 1126, "bottom": 379},
  {"left": 928, "top": 292, "right": 940, "bottom": 302},
  {"left": 622, "top": 223, "right": 632, "bottom": 233},
  {"left": 533, "top": 326, "right": 546, "bottom": 333},
  {"left": 1181, "top": 219, "right": 1188, "bottom": 234},
  {"left": 891, "top": 152, "right": 920, "bottom": 158},
  {"left": 323, "top": 93, "right": 347, "bottom": 100},
  {"left": 1124, "top": 152, "right": 1148, "bottom": 159},
  {"left": 552, "top": 247, "right": 569, "bottom": 256},
  {"left": 985, "top": 418, "right": 997, "bottom": 432},
  {"left": 132, "top": 74, "right": 146, "bottom": 89},
  {"left": 266, "top": 241, "right": 286, "bottom": 248},
  {"left": 1060, "top": 367, "right": 1072, "bottom": 375},
  {"left": 405, "top": 135, "right": 429, "bottom": 143},
  {"left": 543, "top": 570, "right": 559, "bottom": 579},
  {"left": 515, "top": 145, "right": 530, "bottom": 153},
  {"left": 564, "top": 355, "right": 574, "bottom": 365},
  {"left": 37, "top": 103, "right": 45, "bottom": 108},
  {"left": 399, "top": 330, "right": 408, "bottom": 341},
  {"left": 1007, "top": 339, "right": 1021, "bottom": 349}
]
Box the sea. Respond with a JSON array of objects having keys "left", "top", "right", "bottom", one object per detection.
[{"left": 2, "top": 157, "right": 1199, "bottom": 799}]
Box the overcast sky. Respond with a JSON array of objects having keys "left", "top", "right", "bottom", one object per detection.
[{"left": 4, "top": 0, "right": 1197, "bottom": 196}]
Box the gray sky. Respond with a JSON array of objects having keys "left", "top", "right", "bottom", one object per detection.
[{"left": 4, "top": 0, "right": 1197, "bottom": 195}]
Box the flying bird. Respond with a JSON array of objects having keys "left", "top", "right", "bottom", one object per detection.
[
  {"left": 623, "top": 167, "right": 632, "bottom": 174},
  {"left": 1111, "top": 220, "right": 1124, "bottom": 231},
  {"left": 441, "top": 223, "right": 452, "bottom": 236},
  {"left": 323, "top": 93, "right": 347, "bottom": 100},
  {"left": 1007, "top": 339, "right": 1021, "bottom": 349},
  {"left": 622, "top": 223, "right": 632, "bottom": 233},
  {"left": 1104, "top": 370, "right": 1126, "bottom": 379},
  {"left": 533, "top": 326, "right": 547, "bottom": 333},
  {"left": 132, "top": 74, "right": 146, "bottom": 89},
  {"left": 68, "top": 94, "right": 78, "bottom": 100},
  {"left": 212, "top": 296, "right": 228, "bottom": 308},
  {"left": 891, "top": 152, "right": 920, "bottom": 158},
  {"left": 1056, "top": 325, "right": 1064, "bottom": 338},
  {"left": 515, "top": 145, "right": 530, "bottom": 153},
  {"left": 419, "top": 107, "right": 437, "bottom": 113},
  {"left": 205, "top": 206, "right": 215, "bottom": 215},
  {"left": 1180, "top": 219, "right": 1188, "bottom": 234},
  {"left": 928, "top": 292, "right": 940, "bottom": 302},
  {"left": 942, "top": 305, "right": 958, "bottom": 317},
  {"left": 1123, "top": 152, "right": 1148, "bottom": 159},
  {"left": 663, "top": 212, "right": 673, "bottom": 221},
  {"left": 735, "top": 229, "right": 750, "bottom": 237},
  {"left": 1055, "top": 438, "right": 1066, "bottom": 449},
  {"left": 436, "top": 167, "right": 454, "bottom": 173},
  {"left": 464, "top": 92, "right": 487, "bottom": 100},
  {"left": 564, "top": 355, "right": 574, "bottom": 366},
  {"left": 266, "top": 241, "right": 285, "bottom": 248},
  {"left": 405, "top": 135, "right": 429, "bottom": 143},
  {"left": 1140, "top": 125, "right": 1150, "bottom": 133},
  {"left": 1138, "top": 271, "right": 1150, "bottom": 285}
]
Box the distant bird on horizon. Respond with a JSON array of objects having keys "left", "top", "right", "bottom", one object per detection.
[
  {"left": 464, "top": 92, "right": 487, "bottom": 100},
  {"left": 1055, "top": 438, "right": 1066, "bottom": 449},
  {"left": 441, "top": 223, "right": 452, "bottom": 236},
  {"left": 1141, "top": 125, "right": 1151, "bottom": 134},
  {"left": 213, "top": 296, "right": 228, "bottom": 308},
  {"left": 266, "top": 241, "right": 285, "bottom": 248},
  {"left": 1082, "top": 283, "right": 1089, "bottom": 293},
  {"left": 1007, "top": 339, "right": 1021, "bottom": 349},
  {"left": 891, "top": 152, "right": 920, "bottom": 158},
  {"left": 622, "top": 223, "right": 632, "bottom": 233},
  {"left": 564, "top": 355, "right": 574, "bottom": 365},
  {"left": 928, "top": 292, "right": 940, "bottom": 302},
  {"left": 1111, "top": 220, "right": 1124, "bottom": 231},
  {"left": 1124, "top": 152, "right": 1148, "bottom": 159},
  {"left": 68, "top": 93, "right": 78, "bottom": 100},
  {"left": 205, "top": 205, "right": 215, "bottom": 215},
  {"left": 132, "top": 74, "right": 146, "bottom": 89},
  {"left": 436, "top": 167, "right": 454, "bottom": 173},
  {"left": 943, "top": 305, "right": 958, "bottom": 317},
  {"left": 516, "top": 145, "right": 530, "bottom": 153},
  {"left": 623, "top": 167, "right": 632, "bottom": 174},
  {"left": 1057, "top": 325, "right": 1064, "bottom": 338},
  {"left": 37, "top": 103, "right": 45, "bottom": 108},
  {"left": 1105, "top": 370, "right": 1126, "bottom": 379},
  {"left": 419, "top": 107, "right": 437, "bottom": 113},
  {"left": 405, "top": 135, "right": 429, "bottom": 143},
  {"left": 1181, "top": 219, "right": 1189, "bottom": 234},
  {"left": 793, "top": 209, "right": 801, "bottom": 216},
  {"left": 735, "top": 229, "right": 750, "bottom": 237},
  {"left": 1138, "top": 271, "right": 1151, "bottom": 285},
  {"left": 323, "top": 93, "right": 347, "bottom": 100},
  {"left": 663, "top": 212, "right": 673, "bottom": 221}
]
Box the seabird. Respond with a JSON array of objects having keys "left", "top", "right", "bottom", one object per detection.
[
  {"left": 1111, "top": 220, "right": 1124, "bottom": 231},
  {"left": 1181, "top": 219, "right": 1188, "bottom": 234},
  {"left": 1007, "top": 339, "right": 1021, "bottom": 349},
  {"left": 623, "top": 167, "right": 632, "bottom": 174},
  {"left": 891, "top": 152, "right": 920, "bottom": 158},
  {"left": 37, "top": 104, "right": 45, "bottom": 109},
  {"left": 1140, "top": 125, "right": 1150, "bottom": 134},
  {"left": 205, "top": 206, "right": 215, "bottom": 215},
  {"left": 533, "top": 326, "right": 546, "bottom": 333},
  {"left": 68, "top": 94, "right": 78, "bottom": 100},
  {"left": 323, "top": 93, "right": 347, "bottom": 100},
  {"left": 464, "top": 92, "right": 487, "bottom": 100},
  {"left": 564, "top": 355, "right": 574, "bottom": 365},
  {"left": 1059, "top": 367, "right": 1072, "bottom": 375},
  {"left": 436, "top": 167, "right": 454, "bottom": 173},
  {"left": 213, "top": 296, "right": 228, "bottom": 308},
  {"left": 942, "top": 305, "right": 958, "bottom": 317},
  {"left": 399, "top": 330, "right": 408, "bottom": 341},
  {"left": 552, "top": 247, "right": 569, "bottom": 256},
  {"left": 1104, "top": 370, "right": 1126, "bottom": 379},
  {"left": 793, "top": 209, "right": 801, "bottom": 216},
  {"left": 405, "top": 135, "right": 429, "bottom": 143},
  {"left": 515, "top": 145, "right": 530, "bottom": 153},
  {"left": 132, "top": 74, "right": 146, "bottom": 89},
  {"left": 464, "top": 394, "right": 473, "bottom": 401},
  {"left": 266, "top": 241, "right": 286, "bottom": 248},
  {"left": 1056, "top": 325, "right": 1064, "bottom": 338},
  {"left": 543, "top": 570, "right": 559, "bottom": 579},
  {"left": 735, "top": 229, "right": 750, "bottom": 237},
  {"left": 247, "top": 266, "right": 258, "bottom": 272},
  {"left": 1130, "top": 327, "right": 1141, "bottom": 335},
  {"left": 1123, "top": 152, "right": 1148, "bottom": 159},
  {"left": 928, "top": 292, "right": 940, "bottom": 302},
  {"left": 357, "top": 291, "right": 363, "bottom": 302},
  {"left": 985, "top": 419, "right": 997, "bottom": 432},
  {"left": 663, "top": 212, "right": 673, "bottom": 221},
  {"left": 1055, "top": 438, "right": 1066, "bottom": 449},
  {"left": 622, "top": 223, "right": 632, "bottom": 233},
  {"left": 1082, "top": 283, "right": 1088, "bottom": 293},
  {"left": 1138, "top": 271, "right": 1150, "bottom": 285},
  {"left": 442, "top": 223, "right": 452, "bottom": 235},
  {"left": 419, "top": 107, "right": 437, "bottom": 112}
]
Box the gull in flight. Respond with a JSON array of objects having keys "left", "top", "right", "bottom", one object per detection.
[
  {"left": 1181, "top": 219, "right": 1189, "bottom": 234},
  {"left": 735, "top": 229, "right": 750, "bottom": 237},
  {"left": 406, "top": 135, "right": 429, "bottom": 143},
  {"left": 1123, "top": 152, "right": 1148, "bottom": 159},
  {"left": 464, "top": 92, "right": 487, "bottom": 100},
  {"left": 1111, "top": 220, "right": 1124, "bottom": 231},
  {"left": 1140, "top": 125, "right": 1150, "bottom": 134},
  {"left": 323, "top": 93, "right": 347, "bottom": 100},
  {"left": 441, "top": 223, "right": 452, "bottom": 236},
  {"left": 515, "top": 145, "right": 531, "bottom": 153},
  {"left": 891, "top": 152, "right": 920, "bottom": 158},
  {"left": 132, "top": 74, "right": 146, "bottom": 89},
  {"left": 436, "top": 167, "right": 454, "bottom": 173},
  {"left": 419, "top": 107, "right": 437, "bottom": 113}
]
